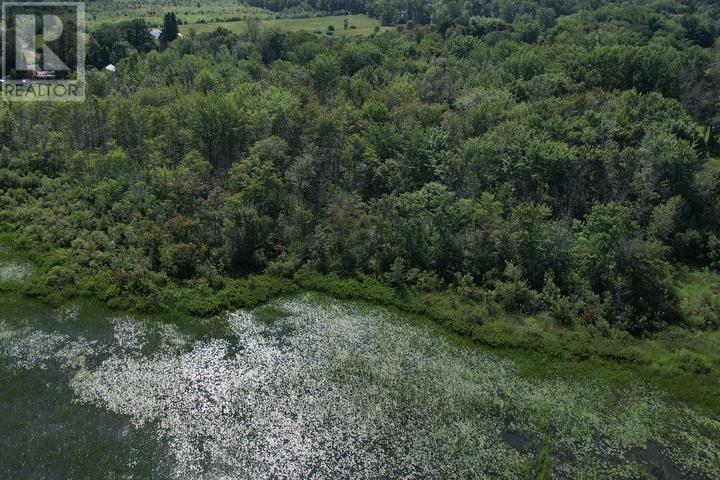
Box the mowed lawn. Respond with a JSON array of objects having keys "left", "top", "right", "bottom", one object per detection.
[{"left": 180, "top": 14, "right": 389, "bottom": 36}]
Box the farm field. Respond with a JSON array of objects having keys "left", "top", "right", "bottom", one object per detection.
[
  {"left": 86, "top": 0, "right": 386, "bottom": 37},
  {"left": 87, "top": 0, "right": 273, "bottom": 28},
  {"left": 179, "top": 14, "right": 389, "bottom": 36}
]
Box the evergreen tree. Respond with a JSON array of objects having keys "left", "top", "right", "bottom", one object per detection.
[{"left": 159, "top": 12, "right": 179, "bottom": 50}]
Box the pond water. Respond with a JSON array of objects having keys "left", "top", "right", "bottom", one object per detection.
[{"left": 0, "top": 293, "right": 718, "bottom": 479}]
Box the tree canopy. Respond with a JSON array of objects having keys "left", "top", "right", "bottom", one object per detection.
[{"left": 1, "top": 0, "right": 720, "bottom": 333}]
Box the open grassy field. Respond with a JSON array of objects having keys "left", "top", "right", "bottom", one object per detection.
[
  {"left": 179, "top": 14, "right": 389, "bottom": 36},
  {"left": 87, "top": 0, "right": 273, "bottom": 28},
  {"left": 86, "top": 0, "right": 387, "bottom": 37}
]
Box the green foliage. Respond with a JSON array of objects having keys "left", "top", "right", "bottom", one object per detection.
[
  {"left": 3, "top": 224, "right": 720, "bottom": 414},
  {"left": 677, "top": 269, "right": 720, "bottom": 329},
  {"left": 575, "top": 203, "right": 679, "bottom": 332},
  {"left": 159, "top": 12, "right": 180, "bottom": 50},
  {"left": 3, "top": 0, "right": 720, "bottom": 344}
]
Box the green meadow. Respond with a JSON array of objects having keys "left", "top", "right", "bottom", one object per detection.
[
  {"left": 85, "top": 0, "right": 386, "bottom": 37},
  {"left": 87, "top": 0, "right": 272, "bottom": 27},
  {"left": 179, "top": 14, "right": 389, "bottom": 36}
]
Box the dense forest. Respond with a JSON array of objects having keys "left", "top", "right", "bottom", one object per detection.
[{"left": 2, "top": 0, "right": 720, "bottom": 341}]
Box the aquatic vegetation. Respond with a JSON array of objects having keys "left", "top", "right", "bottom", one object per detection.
[
  {"left": 1, "top": 295, "right": 719, "bottom": 479},
  {"left": 0, "top": 262, "right": 32, "bottom": 282}
]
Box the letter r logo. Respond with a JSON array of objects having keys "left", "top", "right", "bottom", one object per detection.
[
  {"left": 15, "top": 14, "right": 69, "bottom": 71},
  {"left": 2, "top": 2, "right": 86, "bottom": 102}
]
